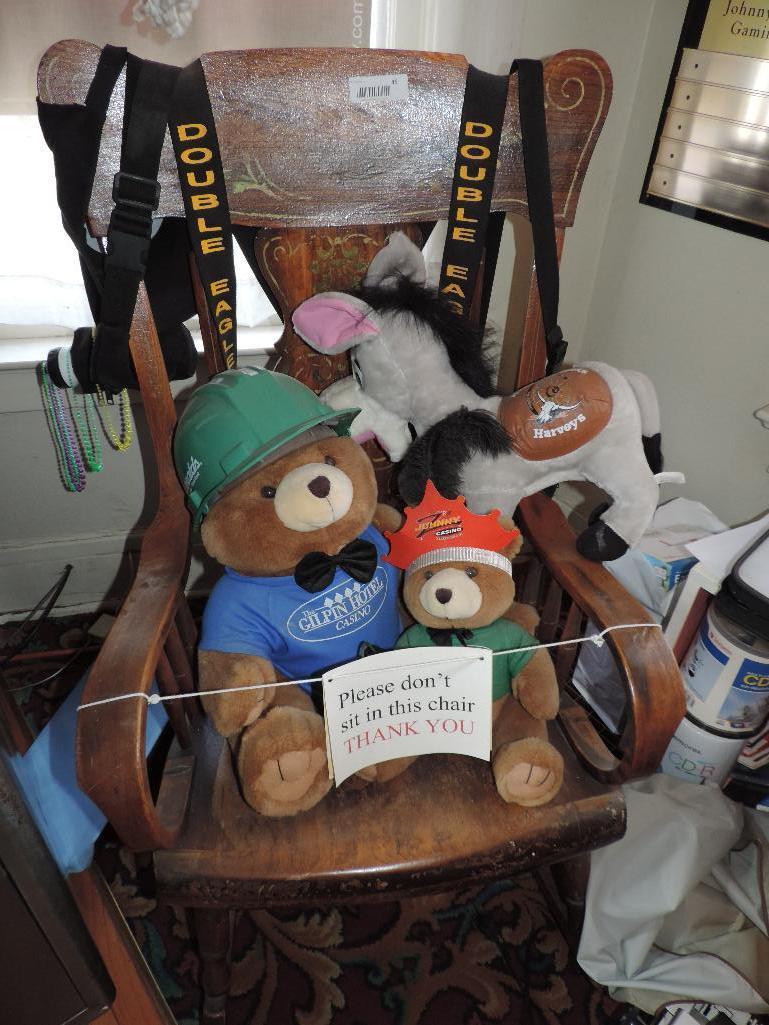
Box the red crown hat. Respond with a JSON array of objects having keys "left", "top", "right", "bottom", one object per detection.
[{"left": 384, "top": 480, "right": 520, "bottom": 571}]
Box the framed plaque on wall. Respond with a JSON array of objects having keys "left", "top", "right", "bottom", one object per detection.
[{"left": 642, "top": 0, "right": 769, "bottom": 240}]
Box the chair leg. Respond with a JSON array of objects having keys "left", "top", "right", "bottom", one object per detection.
[
  {"left": 550, "top": 854, "right": 590, "bottom": 949},
  {"left": 194, "top": 907, "right": 232, "bottom": 1025}
]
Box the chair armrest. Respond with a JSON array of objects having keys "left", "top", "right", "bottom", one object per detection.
[
  {"left": 76, "top": 515, "right": 192, "bottom": 852},
  {"left": 76, "top": 287, "right": 194, "bottom": 852},
  {"left": 518, "top": 493, "right": 685, "bottom": 783}
]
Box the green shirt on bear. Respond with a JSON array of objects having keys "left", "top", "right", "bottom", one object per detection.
[{"left": 395, "top": 619, "right": 538, "bottom": 701}]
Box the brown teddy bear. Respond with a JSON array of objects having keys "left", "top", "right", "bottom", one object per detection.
[
  {"left": 173, "top": 366, "right": 410, "bottom": 817},
  {"left": 385, "top": 481, "right": 564, "bottom": 807}
]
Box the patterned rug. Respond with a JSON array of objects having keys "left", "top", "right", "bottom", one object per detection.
[
  {"left": 97, "top": 842, "right": 626, "bottom": 1025},
  {"left": 2, "top": 611, "right": 628, "bottom": 1025}
]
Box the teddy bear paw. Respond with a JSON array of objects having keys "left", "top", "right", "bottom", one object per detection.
[
  {"left": 257, "top": 747, "right": 327, "bottom": 799},
  {"left": 238, "top": 706, "right": 332, "bottom": 817},
  {"left": 353, "top": 755, "right": 417, "bottom": 785},
  {"left": 201, "top": 684, "right": 279, "bottom": 738},
  {"left": 493, "top": 738, "right": 564, "bottom": 807}
]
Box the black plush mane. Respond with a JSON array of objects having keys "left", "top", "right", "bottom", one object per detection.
[
  {"left": 398, "top": 408, "right": 512, "bottom": 506},
  {"left": 356, "top": 278, "right": 497, "bottom": 398}
]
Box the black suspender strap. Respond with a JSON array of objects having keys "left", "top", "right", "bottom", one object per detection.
[
  {"left": 438, "top": 59, "right": 568, "bottom": 374},
  {"left": 438, "top": 66, "right": 508, "bottom": 325},
  {"left": 84, "top": 45, "right": 127, "bottom": 112},
  {"left": 91, "top": 58, "right": 182, "bottom": 393},
  {"left": 170, "top": 60, "right": 238, "bottom": 371},
  {"left": 513, "top": 59, "right": 567, "bottom": 374},
  {"left": 37, "top": 44, "right": 128, "bottom": 238},
  {"left": 37, "top": 44, "right": 128, "bottom": 326}
]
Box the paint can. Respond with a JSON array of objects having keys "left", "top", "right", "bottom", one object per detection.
[
  {"left": 680, "top": 525, "right": 769, "bottom": 738},
  {"left": 659, "top": 713, "right": 747, "bottom": 786},
  {"left": 681, "top": 602, "right": 769, "bottom": 737},
  {"left": 662, "top": 527, "right": 769, "bottom": 787}
]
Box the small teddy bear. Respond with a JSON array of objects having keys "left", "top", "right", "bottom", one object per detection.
[
  {"left": 173, "top": 366, "right": 410, "bottom": 817},
  {"left": 384, "top": 481, "right": 564, "bottom": 807}
]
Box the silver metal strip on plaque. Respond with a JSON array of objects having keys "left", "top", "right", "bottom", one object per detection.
[
  {"left": 656, "top": 139, "right": 769, "bottom": 193},
  {"left": 648, "top": 165, "right": 769, "bottom": 229},
  {"left": 661, "top": 109, "right": 769, "bottom": 163},
  {"left": 669, "top": 78, "right": 769, "bottom": 126},
  {"left": 646, "top": 46, "right": 769, "bottom": 230},
  {"left": 679, "top": 47, "right": 769, "bottom": 92}
]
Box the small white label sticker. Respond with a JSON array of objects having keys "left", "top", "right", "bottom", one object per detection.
[
  {"left": 322, "top": 646, "right": 492, "bottom": 785},
  {"left": 348, "top": 74, "right": 409, "bottom": 103}
]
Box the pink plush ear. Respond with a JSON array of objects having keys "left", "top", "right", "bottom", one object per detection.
[{"left": 292, "top": 294, "right": 379, "bottom": 354}]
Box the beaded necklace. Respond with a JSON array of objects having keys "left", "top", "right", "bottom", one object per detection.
[
  {"left": 71, "top": 391, "right": 103, "bottom": 472},
  {"left": 39, "top": 362, "right": 134, "bottom": 492},
  {"left": 96, "top": 385, "right": 133, "bottom": 451},
  {"left": 40, "top": 363, "right": 87, "bottom": 492}
]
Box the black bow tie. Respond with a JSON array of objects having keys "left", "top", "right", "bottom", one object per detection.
[
  {"left": 294, "top": 539, "right": 378, "bottom": 593},
  {"left": 427, "top": 626, "right": 475, "bottom": 646}
]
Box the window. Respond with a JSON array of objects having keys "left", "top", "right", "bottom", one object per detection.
[
  {"left": 0, "top": 114, "right": 282, "bottom": 366},
  {"left": 0, "top": 0, "right": 384, "bottom": 366}
]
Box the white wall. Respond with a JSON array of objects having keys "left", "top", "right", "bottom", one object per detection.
[
  {"left": 581, "top": 0, "right": 769, "bottom": 526},
  {"left": 387, "top": 0, "right": 661, "bottom": 369},
  {"left": 0, "top": 364, "right": 225, "bottom": 615},
  {"left": 518, "top": 0, "right": 658, "bottom": 364},
  {"left": 1, "top": 368, "right": 175, "bottom": 614},
  {"left": 1, "top": 0, "right": 373, "bottom": 114}
]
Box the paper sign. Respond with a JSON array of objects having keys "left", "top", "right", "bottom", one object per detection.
[{"left": 322, "top": 646, "right": 493, "bottom": 785}]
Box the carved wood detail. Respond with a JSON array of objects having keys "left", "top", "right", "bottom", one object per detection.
[{"left": 37, "top": 44, "right": 612, "bottom": 235}]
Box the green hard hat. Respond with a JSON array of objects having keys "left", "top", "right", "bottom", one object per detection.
[{"left": 173, "top": 366, "right": 359, "bottom": 527}]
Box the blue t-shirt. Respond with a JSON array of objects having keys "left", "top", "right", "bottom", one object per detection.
[{"left": 199, "top": 526, "right": 401, "bottom": 684}]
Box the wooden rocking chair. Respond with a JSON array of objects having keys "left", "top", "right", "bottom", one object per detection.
[{"left": 38, "top": 41, "right": 685, "bottom": 1024}]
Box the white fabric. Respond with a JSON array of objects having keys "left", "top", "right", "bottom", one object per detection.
[
  {"left": 320, "top": 375, "right": 412, "bottom": 461},
  {"left": 578, "top": 774, "right": 769, "bottom": 1015}
]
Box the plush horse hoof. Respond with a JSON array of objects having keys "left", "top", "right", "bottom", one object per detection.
[
  {"left": 493, "top": 738, "right": 564, "bottom": 807},
  {"left": 576, "top": 520, "right": 629, "bottom": 562},
  {"left": 588, "top": 500, "right": 611, "bottom": 525}
]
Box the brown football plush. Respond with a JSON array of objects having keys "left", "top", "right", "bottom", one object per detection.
[
  {"left": 397, "top": 519, "right": 564, "bottom": 807},
  {"left": 197, "top": 430, "right": 407, "bottom": 818}
]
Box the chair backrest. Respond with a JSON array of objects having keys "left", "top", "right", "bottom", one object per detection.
[
  {"left": 38, "top": 42, "right": 615, "bottom": 850},
  {"left": 40, "top": 42, "right": 612, "bottom": 384}
]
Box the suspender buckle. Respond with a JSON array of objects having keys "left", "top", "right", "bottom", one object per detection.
[
  {"left": 112, "top": 171, "right": 161, "bottom": 212},
  {"left": 545, "top": 325, "right": 568, "bottom": 374},
  {"left": 107, "top": 172, "right": 160, "bottom": 272},
  {"left": 105, "top": 226, "right": 151, "bottom": 273}
]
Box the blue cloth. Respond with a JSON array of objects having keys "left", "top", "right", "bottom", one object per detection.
[
  {"left": 8, "top": 674, "right": 167, "bottom": 874},
  {"left": 200, "top": 526, "right": 401, "bottom": 682}
]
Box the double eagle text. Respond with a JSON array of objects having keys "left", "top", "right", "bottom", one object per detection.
[
  {"left": 176, "top": 123, "right": 235, "bottom": 369},
  {"left": 440, "top": 119, "right": 496, "bottom": 319}
]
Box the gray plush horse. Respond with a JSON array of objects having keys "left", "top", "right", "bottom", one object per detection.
[{"left": 292, "top": 232, "right": 680, "bottom": 561}]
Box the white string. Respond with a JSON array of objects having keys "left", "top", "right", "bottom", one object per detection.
[{"left": 77, "top": 622, "right": 662, "bottom": 712}]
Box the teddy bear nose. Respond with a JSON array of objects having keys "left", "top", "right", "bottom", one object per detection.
[
  {"left": 307, "top": 475, "right": 331, "bottom": 498},
  {"left": 435, "top": 588, "right": 453, "bottom": 605}
]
